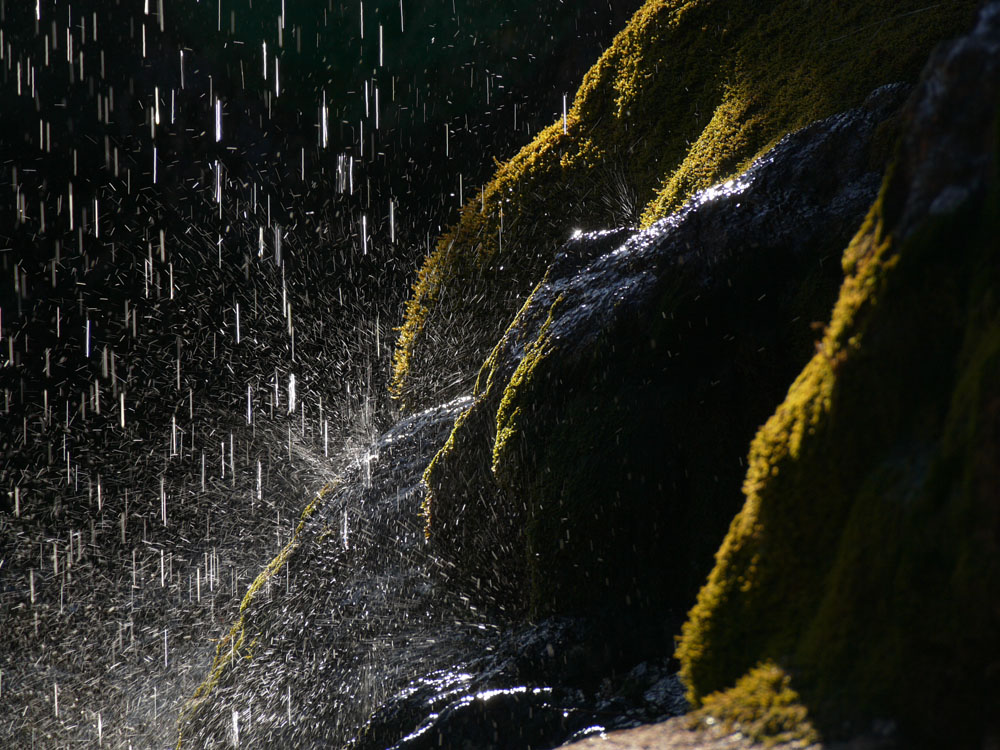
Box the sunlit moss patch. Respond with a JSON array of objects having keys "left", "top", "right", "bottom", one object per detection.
[{"left": 391, "top": 0, "right": 979, "bottom": 409}]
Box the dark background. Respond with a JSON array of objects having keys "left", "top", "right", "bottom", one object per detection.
[{"left": 0, "top": 0, "right": 640, "bottom": 745}]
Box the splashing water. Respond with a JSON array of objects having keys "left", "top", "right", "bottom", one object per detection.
[{"left": 0, "top": 0, "right": 644, "bottom": 747}]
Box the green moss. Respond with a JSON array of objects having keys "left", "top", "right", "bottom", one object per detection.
[
  {"left": 677, "top": 131, "right": 1000, "bottom": 741},
  {"left": 175, "top": 483, "right": 334, "bottom": 748},
  {"left": 689, "top": 661, "right": 819, "bottom": 747},
  {"left": 392, "top": 0, "right": 979, "bottom": 409}
]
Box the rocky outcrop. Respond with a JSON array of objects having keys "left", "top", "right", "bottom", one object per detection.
[
  {"left": 422, "top": 84, "right": 909, "bottom": 619},
  {"left": 176, "top": 4, "right": 1000, "bottom": 748},
  {"left": 175, "top": 398, "right": 686, "bottom": 748},
  {"left": 677, "top": 5, "right": 1000, "bottom": 745},
  {"left": 391, "top": 0, "right": 980, "bottom": 410}
]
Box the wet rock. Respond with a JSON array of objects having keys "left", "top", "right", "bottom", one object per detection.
[
  {"left": 355, "top": 616, "right": 688, "bottom": 750},
  {"left": 175, "top": 396, "right": 490, "bottom": 747},
  {"left": 424, "top": 83, "right": 910, "bottom": 620},
  {"left": 177, "top": 397, "right": 687, "bottom": 749}
]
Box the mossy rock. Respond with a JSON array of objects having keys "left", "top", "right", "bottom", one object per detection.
[
  {"left": 677, "top": 9, "right": 1000, "bottom": 744},
  {"left": 423, "top": 85, "right": 906, "bottom": 620},
  {"left": 391, "top": 0, "right": 979, "bottom": 410},
  {"left": 687, "top": 661, "right": 819, "bottom": 747}
]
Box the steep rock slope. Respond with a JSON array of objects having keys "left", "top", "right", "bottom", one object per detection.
[
  {"left": 678, "top": 6, "right": 1000, "bottom": 745},
  {"left": 391, "top": 0, "right": 979, "bottom": 409}
]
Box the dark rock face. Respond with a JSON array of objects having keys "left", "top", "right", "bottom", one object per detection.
[
  {"left": 678, "top": 4, "right": 1000, "bottom": 744},
  {"left": 423, "top": 83, "right": 910, "bottom": 620},
  {"left": 176, "top": 397, "right": 686, "bottom": 748}
]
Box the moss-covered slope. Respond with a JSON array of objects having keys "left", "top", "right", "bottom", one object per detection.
[
  {"left": 391, "top": 0, "right": 979, "bottom": 409},
  {"left": 677, "top": 8, "right": 1000, "bottom": 744}
]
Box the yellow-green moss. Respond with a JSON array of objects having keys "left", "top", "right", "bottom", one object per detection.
[
  {"left": 391, "top": 0, "right": 979, "bottom": 409},
  {"left": 677, "top": 113, "right": 1000, "bottom": 741},
  {"left": 675, "top": 172, "right": 909, "bottom": 704},
  {"left": 688, "top": 661, "right": 819, "bottom": 747},
  {"left": 491, "top": 299, "right": 561, "bottom": 478},
  {"left": 417, "top": 284, "right": 559, "bottom": 605},
  {"left": 175, "top": 483, "right": 334, "bottom": 748}
]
